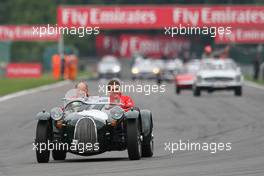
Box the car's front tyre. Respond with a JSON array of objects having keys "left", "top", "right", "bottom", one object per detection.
[
  {"left": 35, "top": 120, "right": 51, "bottom": 163},
  {"left": 127, "top": 119, "right": 142, "bottom": 160},
  {"left": 132, "top": 76, "right": 136, "bottom": 81},
  {"left": 52, "top": 149, "right": 66, "bottom": 160},
  {"left": 142, "top": 132, "right": 154, "bottom": 157},
  {"left": 234, "top": 86, "right": 242, "bottom": 96},
  {"left": 193, "top": 87, "right": 201, "bottom": 97},
  {"left": 176, "top": 86, "right": 181, "bottom": 95}
]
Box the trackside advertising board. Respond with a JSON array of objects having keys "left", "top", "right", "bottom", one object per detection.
[
  {"left": 6, "top": 63, "right": 42, "bottom": 78},
  {"left": 0, "top": 26, "right": 59, "bottom": 41},
  {"left": 96, "top": 34, "right": 191, "bottom": 58},
  {"left": 58, "top": 6, "right": 264, "bottom": 29},
  {"left": 215, "top": 28, "right": 264, "bottom": 44}
]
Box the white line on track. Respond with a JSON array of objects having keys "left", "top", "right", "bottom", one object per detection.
[{"left": 0, "top": 81, "right": 70, "bottom": 103}]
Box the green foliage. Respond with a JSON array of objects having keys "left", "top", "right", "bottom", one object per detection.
[
  {"left": 2, "top": 0, "right": 56, "bottom": 24},
  {"left": 0, "top": 74, "right": 58, "bottom": 96}
]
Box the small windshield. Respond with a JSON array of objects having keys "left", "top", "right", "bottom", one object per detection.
[
  {"left": 63, "top": 89, "right": 124, "bottom": 113},
  {"left": 179, "top": 62, "right": 200, "bottom": 74},
  {"left": 201, "top": 62, "right": 236, "bottom": 71},
  {"left": 64, "top": 101, "right": 87, "bottom": 113},
  {"left": 102, "top": 56, "right": 118, "bottom": 64},
  {"left": 64, "top": 89, "right": 86, "bottom": 100}
]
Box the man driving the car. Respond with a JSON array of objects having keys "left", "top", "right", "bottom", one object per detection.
[
  {"left": 76, "top": 81, "right": 89, "bottom": 97},
  {"left": 107, "top": 79, "right": 134, "bottom": 111}
]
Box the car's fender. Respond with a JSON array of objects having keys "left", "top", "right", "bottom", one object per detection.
[
  {"left": 35, "top": 110, "right": 50, "bottom": 120},
  {"left": 125, "top": 110, "right": 139, "bottom": 120},
  {"left": 124, "top": 109, "right": 153, "bottom": 139}
]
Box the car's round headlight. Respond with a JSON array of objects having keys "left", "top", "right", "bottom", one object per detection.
[
  {"left": 131, "top": 67, "right": 139, "bottom": 74},
  {"left": 50, "top": 107, "right": 63, "bottom": 121},
  {"left": 113, "top": 66, "right": 121, "bottom": 73},
  {"left": 152, "top": 68, "right": 160, "bottom": 74},
  {"left": 110, "top": 106, "right": 124, "bottom": 120}
]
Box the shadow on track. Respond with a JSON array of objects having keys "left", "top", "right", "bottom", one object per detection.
[{"left": 63, "top": 157, "right": 128, "bottom": 163}]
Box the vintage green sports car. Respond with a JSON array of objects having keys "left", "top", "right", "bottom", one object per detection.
[{"left": 34, "top": 89, "right": 153, "bottom": 163}]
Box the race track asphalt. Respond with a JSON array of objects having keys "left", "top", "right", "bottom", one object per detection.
[{"left": 0, "top": 80, "right": 264, "bottom": 176}]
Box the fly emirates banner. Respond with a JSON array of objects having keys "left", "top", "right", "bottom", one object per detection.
[{"left": 58, "top": 5, "right": 264, "bottom": 29}]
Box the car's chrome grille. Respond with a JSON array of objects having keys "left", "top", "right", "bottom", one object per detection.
[
  {"left": 74, "top": 117, "right": 97, "bottom": 146},
  {"left": 204, "top": 77, "right": 234, "bottom": 82}
]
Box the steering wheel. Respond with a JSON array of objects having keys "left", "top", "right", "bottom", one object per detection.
[{"left": 64, "top": 100, "right": 85, "bottom": 113}]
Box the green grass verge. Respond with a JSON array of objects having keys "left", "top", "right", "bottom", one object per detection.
[
  {"left": 244, "top": 75, "right": 264, "bottom": 85},
  {"left": 0, "top": 70, "right": 92, "bottom": 96},
  {"left": 0, "top": 74, "right": 59, "bottom": 96},
  {"left": 77, "top": 70, "right": 93, "bottom": 80}
]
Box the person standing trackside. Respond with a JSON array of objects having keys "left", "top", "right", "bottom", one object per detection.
[
  {"left": 253, "top": 53, "right": 262, "bottom": 80},
  {"left": 202, "top": 45, "right": 213, "bottom": 59}
]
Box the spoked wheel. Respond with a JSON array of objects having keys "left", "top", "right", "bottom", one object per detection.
[
  {"left": 35, "top": 120, "right": 51, "bottom": 163},
  {"left": 127, "top": 119, "right": 142, "bottom": 160}
]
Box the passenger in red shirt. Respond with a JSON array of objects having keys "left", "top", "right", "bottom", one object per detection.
[{"left": 107, "top": 79, "right": 134, "bottom": 111}]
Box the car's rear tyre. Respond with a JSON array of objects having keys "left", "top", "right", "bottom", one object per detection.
[
  {"left": 193, "top": 87, "right": 201, "bottom": 97},
  {"left": 207, "top": 89, "right": 213, "bottom": 94},
  {"left": 234, "top": 86, "right": 242, "bottom": 96},
  {"left": 176, "top": 86, "right": 181, "bottom": 95},
  {"left": 52, "top": 149, "right": 66, "bottom": 160},
  {"left": 35, "top": 120, "right": 51, "bottom": 163},
  {"left": 127, "top": 119, "right": 142, "bottom": 160},
  {"left": 156, "top": 77, "right": 162, "bottom": 84},
  {"left": 142, "top": 132, "right": 154, "bottom": 157}
]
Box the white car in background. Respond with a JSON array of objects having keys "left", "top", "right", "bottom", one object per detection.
[
  {"left": 97, "top": 55, "right": 121, "bottom": 78},
  {"left": 193, "top": 59, "right": 243, "bottom": 97},
  {"left": 131, "top": 57, "right": 161, "bottom": 80},
  {"left": 159, "top": 58, "right": 183, "bottom": 82}
]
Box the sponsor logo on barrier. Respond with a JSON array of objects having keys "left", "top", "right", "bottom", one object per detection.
[
  {"left": 58, "top": 6, "right": 264, "bottom": 29},
  {"left": 0, "top": 26, "right": 59, "bottom": 41},
  {"left": 6, "top": 63, "right": 42, "bottom": 78},
  {"left": 216, "top": 28, "right": 264, "bottom": 43},
  {"left": 96, "top": 34, "right": 191, "bottom": 57}
]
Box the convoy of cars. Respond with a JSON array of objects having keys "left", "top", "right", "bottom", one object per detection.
[
  {"left": 96, "top": 55, "right": 243, "bottom": 97},
  {"left": 130, "top": 56, "right": 184, "bottom": 82}
]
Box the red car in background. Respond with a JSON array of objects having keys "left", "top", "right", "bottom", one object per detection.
[{"left": 175, "top": 60, "right": 200, "bottom": 95}]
